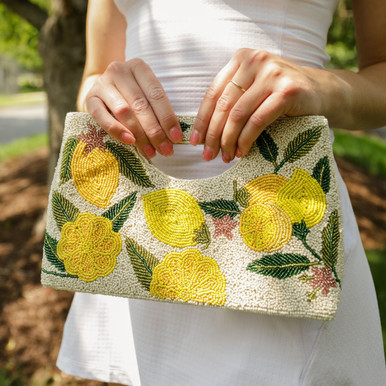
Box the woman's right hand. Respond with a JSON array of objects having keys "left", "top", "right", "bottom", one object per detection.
[{"left": 84, "top": 58, "right": 182, "bottom": 158}]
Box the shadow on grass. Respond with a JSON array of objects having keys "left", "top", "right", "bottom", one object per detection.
[{"left": 366, "top": 249, "right": 386, "bottom": 357}]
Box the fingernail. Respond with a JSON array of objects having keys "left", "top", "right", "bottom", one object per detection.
[
  {"left": 235, "top": 148, "right": 242, "bottom": 158},
  {"left": 143, "top": 144, "right": 156, "bottom": 158},
  {"left": 203, "top": 146, "right": 214, "bottom": 161},
  {"left": 122, "top": 132, "right": 135, "bottom": 145},
  {"left": 159, "top": 141, "right": 174, "bottom": 157},
  {"left": 170, "top": 127, "right": 183, "bottom": 143},
  {"left": 190, "top": 130, "right": 200, "bottom": 146},
  {"left": 222, "top": 151, "right": 231, "bottom": 163}
]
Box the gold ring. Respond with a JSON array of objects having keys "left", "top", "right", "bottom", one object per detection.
[{"left": 229, "top": 79, "right": 246, "bottom": 93}]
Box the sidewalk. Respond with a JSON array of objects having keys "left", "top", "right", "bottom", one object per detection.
[
  {"left": 0, "top": 99, "right": 47, "bottom": 144},
  {"left": 373, "top": 126, "right": 386, "bottom": 140}
]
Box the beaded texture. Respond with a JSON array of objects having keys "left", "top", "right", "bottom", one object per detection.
[{"left": 42, "top": 113, "right": 344, "bottom": 320}]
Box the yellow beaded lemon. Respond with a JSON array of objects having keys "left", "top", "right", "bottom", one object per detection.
[
  {"left": 277, "top": 168, "right": 326, "bottom": 228},
  {"left": 150, "top": 249, "right": 226, "bottom": 306},
  {"left": 239, "top": 202, "right": 292, "bottom": 252},
  {"left": 71, "top": 126, "right": 119, "bottom": 209},
  {"left": 245, "top": 174, "right": 288, "bottom": 206},
  {"left": 57, "top": 213, "right": 122, "bottom": 282},
  {"left": 143, "top": 189, "right": 204, "bottom": 248}
]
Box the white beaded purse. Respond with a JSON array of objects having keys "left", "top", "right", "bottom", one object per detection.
[{"left": 42, "top": 113, "right": 344, "bottom": 320}]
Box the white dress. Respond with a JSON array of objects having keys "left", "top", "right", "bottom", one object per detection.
[{"left": 56, "top": 1, "right": 386, "bottom": 385}]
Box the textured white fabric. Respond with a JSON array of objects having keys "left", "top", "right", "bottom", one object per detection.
[
  {"left": 300, "top": 171, "right": 386, "bottom": 385},
  {"left": 57, "top": 294, "right": 141, "bottom": 385},
  {"left": 57, "top": 0, "right": 386, "bottom": 384},
  {"left": 115, "top": 0, "right": 338, "bottom": 116}
]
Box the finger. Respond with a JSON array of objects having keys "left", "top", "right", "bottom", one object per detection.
[
  {"left": 130, "top": 60, "right": 182, "bottom": 144},
  {"left": 237, "top": 92, "right": 285, "bottom": 157},
  {"left": 87, "top": 96, "right": 135, "bottom": 144},
  {"left": 88, "top": 83, "right": 157, "bottom": 158},
  {"left": 220, "top": 82, "right": 272, "bottom": 162},
  {"left": 192, "top": 59, "right": 239, "bottom": 147},
  {"left": 205, "top": 73, "right": 254, "bottom": 162},
  {"left": 87, "top": 96, "right": 157, "bottom": 159},
  {"left": 122, "top": 59, "right": 182, "bottom": 143},
  {"left": 113, "top": 74, "right": 173, "bottom": 157},
  {"left": 87, "top": 81, "right": 136, "bottom": 143}
]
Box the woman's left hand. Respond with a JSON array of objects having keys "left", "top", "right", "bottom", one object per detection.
[{"left": 191, "top": 49, "right": 327, "bottom": 163}]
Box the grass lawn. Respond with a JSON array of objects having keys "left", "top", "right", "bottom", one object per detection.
[
  {"left": 0, "top": 133, "right": 48, "bottom": 164},
  {"left": 0, "top": 91, "right": 46, "bottom": 109}
]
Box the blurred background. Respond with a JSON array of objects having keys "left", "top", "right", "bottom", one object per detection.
[{"left": 0, "top": 0, "right": 385, "bottom": 384}]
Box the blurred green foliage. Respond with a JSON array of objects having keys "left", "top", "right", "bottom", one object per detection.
[
  {"left": 0, "top": 0, "right": 50, "bottom": 71},
  {"left": 326, "top": 0, "right": 358, "bottom": 70},
  {"left": 333, "top": 130, "right": 386, "bottom": 178},
  {"left": 0, "top": 0, "right": 358, "bottom": 72},
  {"left": 0, "top": 367, "right": 25, "bottom": 386}
]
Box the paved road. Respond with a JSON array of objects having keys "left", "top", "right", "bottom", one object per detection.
[
  {"left": 0, "top": 103, "right": 47, "bottom": 144},
  {"left": 373, "top": 126, "right": 386, "bottom": 140}
]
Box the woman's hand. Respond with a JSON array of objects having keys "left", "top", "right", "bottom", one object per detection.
[
  {"left": 85, "top": 58, "right": 182, "bottom": 158},
  {"left": 192, "top": 49, "right": 329, "bottom": 163}
]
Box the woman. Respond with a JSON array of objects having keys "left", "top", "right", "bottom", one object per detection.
[{"left": 57, "top": 0, "right": 386, "bottom": 385}]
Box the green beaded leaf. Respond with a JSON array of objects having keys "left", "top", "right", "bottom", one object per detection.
[
  {"left": 281, "top": 126, "right": 322, "bottom": 165},
  {"left": 60, "top": 137, "right": 79, "bottom": 184},
  {"left": 236, "top": 187, "right": 250, "bottom": 208},
  {"left": 193, "top": 222, "right": 211, "bottom": 248},
  {"left": 105, "top": 142, "right": 154, "bottom": 188},
  {"left": 233, "top": 180, "right": 250, "bottom": 208},
  {"left": 256, "top": 131, "right": 278, "bottom": 164},
  {"left": 247, "top": 253, "right": 315, "bottom": 279},
  {"left": 179, "top": 121, "right": 191, "bottom": 132},
  {"left": 52, "top": 191, "right": 80, "bottom": 230},
  {"left": 321, "top": 210, "right": 340, "bottom": 268},
  {"left": 198, "top": 199, "right": 241, "bottom": 219},
  {"left": 41, "top": 268, "right": 78, "bottom": 278},
  {"left": 292, "top": 221, "right": 310, "bottom": 241},
  {"left": 312, "top": 156, "right": 331, "bottom": 194},
  {"left": 43, "top": 232, "right": 66, "bottom": 272},
  {"left": 126, "top": 238, "right": 160, "bottom": 291},
  {"left": 102, "top": 192, "right": 137, "bottom": 232}
]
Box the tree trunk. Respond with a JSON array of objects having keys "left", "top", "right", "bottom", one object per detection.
[{"left": 39, "top": 0, "right": 87, "bottom": 181}]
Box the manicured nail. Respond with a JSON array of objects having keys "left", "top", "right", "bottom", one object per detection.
[
  {"left": 143, "top": 144, "right": 156, "bottom": 158},
  {"left": 203, "top": 146, "right": 214, "bottom": 161},
  {"left": 235, "top": 148, "right": 242, "bottom": 158},
  {"left": 190, "top": 130, "right": 200, "bottom": 146},
  {"left": 159, "top": 141, "right": 174, "bottom": 157},
  {"left": 222, "top": 151, "right": 231, "bottom": 163},
  {"left": 170, "top": 127, "right": 183, "bottom": 143},
  {"left": 122, "top": 132, "right": 135, "bottom": 145}
]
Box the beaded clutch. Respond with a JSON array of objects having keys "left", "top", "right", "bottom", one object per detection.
[{"left": 42, "top": 113, "right": 344, "bottom": 320}]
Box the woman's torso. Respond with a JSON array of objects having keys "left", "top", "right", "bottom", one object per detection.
[
  {"left": 114, "top": 0, "right": 339, "bottom": 179},
  {"left": 57, "top": 2, "right": 386, "bottom": 385},
  {"left": 115, "top": 0, "right": 339, "bottom": 114}
]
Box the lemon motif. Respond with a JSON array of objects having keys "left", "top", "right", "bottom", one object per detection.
[
  {"left": 239, "top": 203, "right": 292, "bottom": 252},
  {"left": 245, "top": 174, "right": 288, "bottom": 206},
  {"left": 57, "top": 213, "right": 122, "bottom": 282},
  {"left": 143, "top": 189, "right": 204, "bottom": 248},
  {"left": 71, "top": 141, "right": 120, "bottom": 209},
  {"left": 150, "top": 249, "right": 226, "bottom": 306},
  {"left": 276, "top": 168, "right": 326, "bottom": 228}
]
